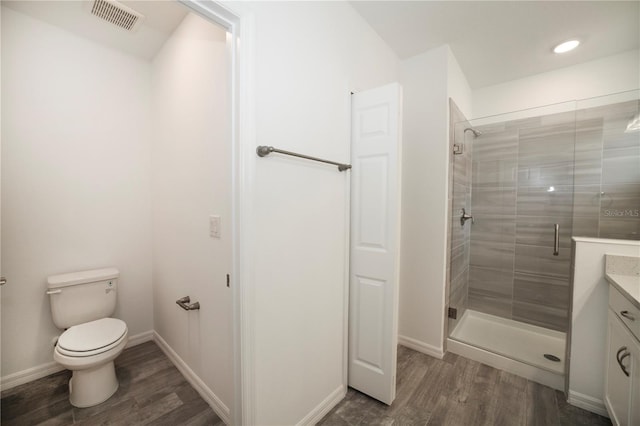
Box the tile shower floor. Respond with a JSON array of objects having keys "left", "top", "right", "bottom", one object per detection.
[{"left": 450, "top": 309, "right": 566, "bottom": 375}]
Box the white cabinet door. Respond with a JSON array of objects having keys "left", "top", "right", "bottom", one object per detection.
[
  {"left": 348, "top": 83, "right": 402, "bottom": 405},
  {"left": 629, "top": 335, "right": 640, "bottom": 426},
  {"left": 606, "top": 312, "right": 635, "bottom": 426}
]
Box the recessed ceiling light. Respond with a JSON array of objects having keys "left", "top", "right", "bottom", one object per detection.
[{"left": 553, "top": 40, "right": 580, "bottom": 54}]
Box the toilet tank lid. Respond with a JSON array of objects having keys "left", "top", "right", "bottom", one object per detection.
[{"left": 47, "top": 268, "right": 119, "bottom": 289}]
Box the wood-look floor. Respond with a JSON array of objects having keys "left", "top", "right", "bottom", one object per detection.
[
  {"left": 2, "top": 342, "right": 612, "bottom": 426},
  {"left": 0, "top": 341, "right": 222, "bottom": 426},
  {"left": 319, "top": 346, "right": 612, "bottom": 426}
]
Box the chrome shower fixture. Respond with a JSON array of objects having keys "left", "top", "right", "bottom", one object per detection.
[{"left": 464, "top": 127, "right": 482, "bottom": 137}]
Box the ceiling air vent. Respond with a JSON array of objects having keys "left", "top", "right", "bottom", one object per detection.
[{"left": 90, "top": 0, "right": 145, "bottom": 32}]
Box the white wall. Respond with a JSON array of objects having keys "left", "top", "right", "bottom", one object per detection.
[
  {"left": 224, "top": 2, "right": 398, "bottom": 424},
  {"left": 447, "top": 51, "right": 473, "bottom": 120},
  {"left": 151, "top": 12, "right": 232, "bottom": 416},
  {"left": 398, "top": 45, "right": 471, "bottom": 357},
  {"left": 473, "top": 50, "right": 640, "bottom": 118},
  {"left": 569, "top": 238, "right": 640, "bottom": 416},
  {"left": 399, "top": 47, "right": 449, "bottom": 355},
  {"left": 1, "top": 7, "right": 153, "bottom": 378}
]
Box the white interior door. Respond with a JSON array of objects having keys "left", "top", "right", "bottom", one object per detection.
[{"left": 349, "top": 82, "right": 402, "bottom": 405}]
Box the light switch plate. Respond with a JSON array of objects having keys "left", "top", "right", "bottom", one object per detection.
[{"left": 209, "top": 215, "right": 221, "bottom": 238}]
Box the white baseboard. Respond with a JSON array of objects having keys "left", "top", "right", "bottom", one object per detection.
[
  {"left": 568, "top": 390, "right": 609, "bottom": 418},
  {"left": 0, "top": 330, "right": 154, "bottom": 392},
  {"left": 0, "top": 361, "right": 64, "bottom": 392},
  {"left": 153, "top": 331, "right": 231, "bottom": 425},
  {"left": 398, "top": 335, "right": 444, "bottom": 359},
  {"left": 296, "top": 384, "right": 346, "bottom": 426},
  {"left": 125, "top": 330, "right": 154, "bottom": 348}
]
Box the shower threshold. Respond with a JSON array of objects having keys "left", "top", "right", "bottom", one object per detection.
[{"left": 448, "top": 309, "right": 566, "bottom": 390}]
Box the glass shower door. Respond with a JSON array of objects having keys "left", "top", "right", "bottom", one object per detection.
[
  {"left": 575, "top": 96, "right": 640, "bottom": 241},
  {"left": 448, "top": 92, "right": 640, "bottom": 385},
  {"left": 448, "top": 106, "right": 578, "bottom": 374}
]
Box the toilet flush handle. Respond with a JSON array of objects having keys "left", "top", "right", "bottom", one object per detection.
[{"left": 46, "top": 289, "right": 62, "bottom": 295}]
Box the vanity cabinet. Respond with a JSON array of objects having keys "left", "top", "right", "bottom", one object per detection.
[{"left": 605, "top": 286, "right": 640, "bottom": 426}]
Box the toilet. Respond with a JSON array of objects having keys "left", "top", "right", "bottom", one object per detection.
[{"left": 47, "top": 268, "right": 128, "bottom": 408}]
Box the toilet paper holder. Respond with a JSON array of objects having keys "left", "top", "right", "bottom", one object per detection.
[{"left": 176, "top": 296, "right": 200, "bottom": 311}]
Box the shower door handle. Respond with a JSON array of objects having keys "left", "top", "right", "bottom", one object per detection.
[{"left": 553, "top": 224, "right": 559, "bottom": 256}]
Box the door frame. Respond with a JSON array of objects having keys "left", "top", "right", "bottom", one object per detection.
[{"left": 178, "top": 1, "right": 255, "bottom": 424}]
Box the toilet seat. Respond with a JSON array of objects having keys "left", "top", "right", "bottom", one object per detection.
[{"left": 57, "top": 318, "right": 127, "bottom": 358}]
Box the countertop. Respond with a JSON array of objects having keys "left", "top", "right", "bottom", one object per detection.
[{"left": 605, "top": 254, "right": 640, "bottom": 310}]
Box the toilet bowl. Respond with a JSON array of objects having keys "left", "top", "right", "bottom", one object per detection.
[
  {"left": 47, "top": 268, "right": 128, "bottom": 408},
  {"left": 53, "top": 317, "right": 128, "bottom": 408}
]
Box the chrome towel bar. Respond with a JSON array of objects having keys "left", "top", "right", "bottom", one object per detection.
[
  {"left": 176, "top": 296, "right": 200, "bottom": 311},
  {"left": 256, "top": 146, "right": 352, "bottom": 172}
]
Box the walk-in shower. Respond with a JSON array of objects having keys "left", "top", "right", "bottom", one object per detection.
[{"left": 446, "top": 91, "right": 640, "bottom": 390}]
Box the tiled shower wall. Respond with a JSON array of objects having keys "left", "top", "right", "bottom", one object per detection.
[
  {"left": 576, "top": 101, "right": 640, "bottom": 240},
  {"left": 462, "top": 100, "right": 640, "bottom": 332}
]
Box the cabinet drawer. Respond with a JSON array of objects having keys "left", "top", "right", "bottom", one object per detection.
[{"left": 610, "top": 286, "right": 640, "bottom": 341}]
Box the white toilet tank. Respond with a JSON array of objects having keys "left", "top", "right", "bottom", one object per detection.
[{"left": 47, "top": 268, "right": 119, "bottom": 329}]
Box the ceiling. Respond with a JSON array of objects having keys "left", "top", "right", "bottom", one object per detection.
[
  {"left": 4, "top": 1, "right": 639, "bottom": 87},
  {"left": 350, "top": 1, "right": 640, "bottom": 89},
  {"left": 3, "top": 1, "right": 189, "bottom": 61}
]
